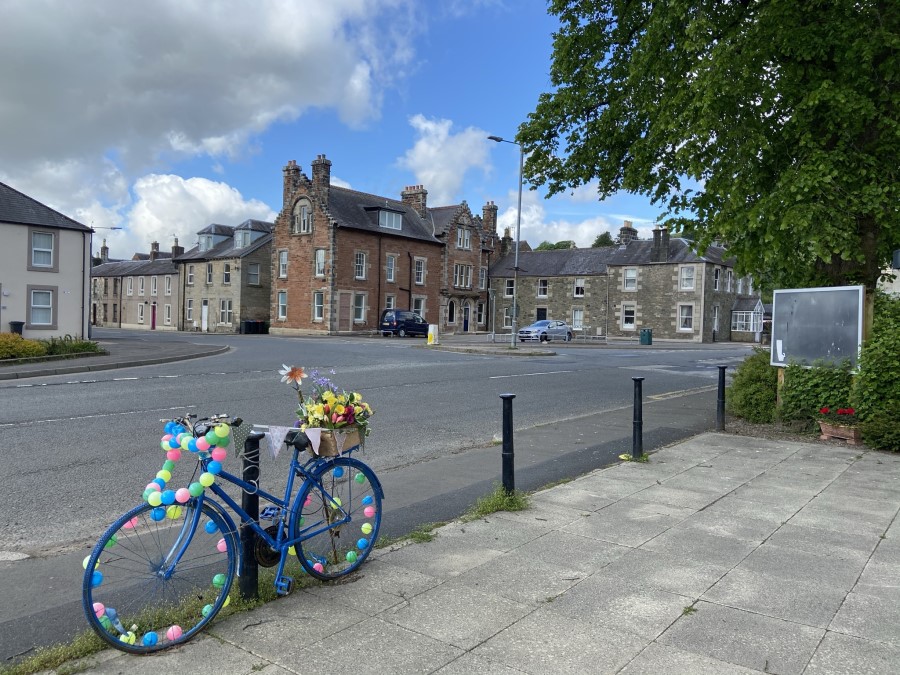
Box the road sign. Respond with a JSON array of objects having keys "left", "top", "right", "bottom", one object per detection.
[{"left": 770, "top": 285, "right": 864, "bottom": 369}]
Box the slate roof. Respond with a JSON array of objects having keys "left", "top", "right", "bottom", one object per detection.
[
  {"left": 235, "top": 218, "right": 275, "bottom": 232},
  {"left": 733, "top": 297, "right": 764, "bottom": 312},
  {"left": 178, "top": 220, "right": 275, "bottom": 261},
  {"left": 197, "top": 223, "right": 235, "bottom": 236},
  {"left": 132, "top": 252, "right": 173, "bottom": 261},
  {"left": 0, "top": 181, "right": 91, "bottom": 232},
  {"left": 605, "top": 237, "right": 732, "bottom": 266},
  {"left": 325, "top": 186, "right": 441, "bottom": 244},
  {"left": 91, "top": 258, "right": 178, "bottom": 277}
]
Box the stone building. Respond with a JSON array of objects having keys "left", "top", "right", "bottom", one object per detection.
[
  {"left": 176, "top": 219, "right": 274, "bottom": 333},
  {"left": 489, "top": 222, "right": 761, "bottom": 343},
  {"left": 270, "top": 155, "right": 500, "bottom": 335}
]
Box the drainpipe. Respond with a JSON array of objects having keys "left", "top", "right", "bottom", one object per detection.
[
  {"left": 407, "top": 251, "right": 414, "bottom": 308},
  {"left": 329, "top": 222, "right": 338, "bottom": 334}
]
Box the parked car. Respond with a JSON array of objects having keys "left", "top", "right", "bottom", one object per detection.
[
  {"left": 379, "top": 309, "right": 429, "bottom": 337},
  {"left": 517, "top": 319, "right": 573, "bottom": 343}
]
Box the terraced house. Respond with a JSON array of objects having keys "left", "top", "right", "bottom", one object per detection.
[{"left": 271, "top": 155, "right": 501, "bottom": 335}]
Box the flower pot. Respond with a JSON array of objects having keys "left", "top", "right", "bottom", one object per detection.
[
  {"left": 818, "top": 421, "right": 862, "bottom": 445},
  {"left": 309, "top": 428, "right": 362, "bottom": 457}
]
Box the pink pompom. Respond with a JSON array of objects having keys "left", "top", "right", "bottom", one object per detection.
[
  {"left": 364, "top": 506, "right": 375, "bottom": 518},
  {"left": 93, "top": 602, "right": 105, "bottom": 618},
  {"left": 166, "top": 449, "right": 182, "bottom": 461},
  {"left": 166, "top": 625, "right": 183, "bottom": 641},
  {"left": 175, "top": 488, "right": 191, "bottom": 504},
  {"left": 122, "top": 516, "right": 139, "bottom": 529},
  {"left": 304, "top": 495, "right": 312, "bottom": 507},
  {"left": 161, "top": 434, "right": 173, "bottom": 442},
  {"left": 196, "top": 437, "right": 211, "bottom": 452},
  {"left": 146, "top": 483, "right": 161, "bottom": 492},
  {"left": 216, "top": 538, "right": 228, "bottom": 553},
  {"left": 313, "top": 562, "right": 324, "bottom": 574},
  {"left": 211, "top": 448, "right": 227, "bottom": 462}
]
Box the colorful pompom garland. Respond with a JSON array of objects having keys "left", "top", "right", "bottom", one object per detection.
[{"left": 144, "top": 421, "right": 231, "bottom": 504}]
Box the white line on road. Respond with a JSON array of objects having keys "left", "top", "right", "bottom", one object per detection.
[
  {"left": 490, "top": 370, "right": 575, "bottom": 379},
  {"left": 648, "top": 385, "right": 717, "bottom": 400},
  {"left": 0, "top": 405, "right": 196, "bottom": 428}
]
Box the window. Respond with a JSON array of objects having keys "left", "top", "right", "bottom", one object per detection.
[
  {"left": 186, "top": 299, "right": 194, "bottom": 321},
  {"left": 414, "top": 258, "right": 425, "bottom": 285},
  {"left": 234, "top": 230, "right": 250, "bottom": 248},
  {"left": 315, "top": 249, "right": 326, "bottom": 277},
  {"left": 206, "top": 263, "right": 213, "bottom": 284},
  {"left": 448, "top": 301, "right": 456, "bottom": 324},
  {"left": 103, "top": 278, "right": 108, "bottom": 295},
  {"left": 713, "top": 268, "right": 720, "bottom": 291},
  {"left": 505, "top": 279, "right": 515, "bottom": 297},
  {"left": 277, "top": 291, "right": 287, "bottom": 320},
  {"left": 355, "top": 252, "right": 367, "bottom": 280},
  {"left": 574, "top": 278, "right": 585, "bottom": 297},
  {"left": 386, "top": 255, "right": 396, "bottom": 282},
  {"left": 223, "top": 263, "right": 231, "bottom": 284},
  {"left": 622, "top": 303, "right": 636, "bottom": 329},
  {"left": 112, "top": 304, "right": 118, "bottom": 322},
  {"left": 247, "top": 263, "right": 260, "bottom": 285},
  {"left": 29, "top": 230, "right": 55, "bottom": 270},
  {"left": 538, "top": 279, "right": 548, "bottom": 297},
  {"left": 138, "top": 304, "right": 145, "bottom": 324},
  {"left": 29, "top": 287, "right": 54, "bottom": 326},
  {"left": 624, "top": 268, "right": 637, "bottom": 291},
  {"left": 292, "top": 201, "right": 312, "bottom": 234},
  {"left": 453, "top": 264, "right": 472, "bottom": 288},
  {"left": 150, "top": 276, "right": 157, "bottom": 296},
  {"left": 113, "top": 278, "right": 119, "bottom": 297},
  {"left": 731, "top": 311, "right": 762, "bottom": 332},
  {"left": 187, "top": 265, "right": 194, "bottom": 285},
  {"left": 679, "top": 304, "right": 694, "bottom": 331},
  {"left": 479, "top": 267, "right": 487, "bottom": 290},
  {"left": 219, "top": 299, "right": 233, "bottom": 324},
  {"left": 198, "top": 235, "right": 213, "bottom": 252},
  {"left": 313, "top": 291, "right": 324, "bottom": 321},
  {"left": 127, "top": 277, "right": 133, "bottom": 295},
  {"left": 385, "top": 294, "right": 395, "bottom": 310},
  {"left": 279, "top": 250, "right": 288, "bottom": 278},
  {"left": 138, "top": 277, "right": 145, "bottom": 296},
  {"left": 165, "top": 276, "right": 172, "bottom": 296},
  {"left": 353, "top": 293, "right": 366, "bottom": 322},
  {"left": 737, "top": 278, "right": 744, "bottom": 294},
  {"left": 456, "top": 228, "right": 471, "bottom": 249},
  {"left": 164, "top": 304, "right": 172, "bottom": 325},
  {"left": 378, "top": 210, "right": 401, "bottom": 230},
  {"left": 503, "top": 306, "right": 512, "bottom": 328},
  {"left": 476, "top": 302, "right": 485, "bottom": 324},
  {"left": 726, "top": 270, "right": 733, "bottom": 292},
  {"left": 713, "top": 305, "right": 719, "bottom": 332},
  {"left": 572, "top": 309, "right": 584, "bottom": 330},
  {"left": 412, "top": 297, "right": 425, "bottom": 316},
  {"left": 747, "top": 278, "right": 754, "bottom": 295},
  {"left": 680, "top": 266, "right": 695, "bottom": 290}
]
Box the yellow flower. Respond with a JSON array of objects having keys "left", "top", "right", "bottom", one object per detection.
[{"left": 334, "top": 404, "right": 345, "bottom": 415}]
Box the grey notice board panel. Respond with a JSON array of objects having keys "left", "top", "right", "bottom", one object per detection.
[{"left": 770, "top": 286, "right": 863, "bottom": 368}]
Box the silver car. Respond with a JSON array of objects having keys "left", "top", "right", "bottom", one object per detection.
[{"left": 518, "top": 319, "right": 573, "bottom": 343}]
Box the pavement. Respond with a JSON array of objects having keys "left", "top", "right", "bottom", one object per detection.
[{"left": 7, "top": 334, "right": 900, "bottom": 674}]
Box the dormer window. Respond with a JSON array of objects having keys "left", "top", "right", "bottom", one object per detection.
[
  {"left": 234, "top": 230, "right": 251, "bottom": 248},
  {"left": 198, "top": 234, "right": 214, "bottom": 252},
  {"left": 292, "top": 200, "right": 312, "bottom": 234},
  {"left": 379, "top": 210, "right": 402, "bottom": 230}
]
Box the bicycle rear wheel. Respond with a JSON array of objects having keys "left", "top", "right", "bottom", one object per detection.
[
  {"left": 82, "top": 500, "right": 237, "bottom": 654},
  {"left": 292, "top": 457, "right": 383, "bottom": 580}
]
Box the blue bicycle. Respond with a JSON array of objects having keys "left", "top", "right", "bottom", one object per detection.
[{"left": 81, "top": 414, "right": 383, "bottom": 653}]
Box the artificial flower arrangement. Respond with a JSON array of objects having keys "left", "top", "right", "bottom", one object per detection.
[
  {"left": 280, "top": 365, "right": 373, "bottom": 455},
  {"left": 817, "top": 406, "right": 859, "bottom": 427}
]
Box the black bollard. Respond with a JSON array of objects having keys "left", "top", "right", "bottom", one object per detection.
[
  {"left": 500, "top": 394, "right": 516, "bottom": 493},
  {"left": 717, "top": 365, "right": 727, "bottom": 431},
  {"left": 632, "top": 377, "right": 644, "bottom": 459},
  {"left": 239, "top": 431, "right": 265, "bottom": 600}
]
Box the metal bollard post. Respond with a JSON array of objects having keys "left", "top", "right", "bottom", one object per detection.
[
  {"left": 239, "top": 431, "right": 265, "bottom": 600},
  {"left": 717, "top": 365, "right": 727, "bottom": 431},
  {"left": 500, "top": 394, "right": 516, "bottom": 493},
  {"left": 632, "top": 377, "right": 644, "bottom": 459}
]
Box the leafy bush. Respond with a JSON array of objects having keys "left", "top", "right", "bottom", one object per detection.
[
  {"left": 726, "top": 347, "right": 778, "bottom": 423},
  {"left": 42, "top": 335, "right": 103, "bottom": 356},
  {"left": 780, "top": 361, "right": 853, "bottom": 424},
  {"left": 0, "top": 333, "right": 48, "bottom": 359}
]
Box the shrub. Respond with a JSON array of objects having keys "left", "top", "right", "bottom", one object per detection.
[
  {"left": 42, "top": 335, "right": 103, "bottom": 356},
  {"left": 726, "top": 347, "right": 778, "bottom": 423},
  {"left": 779, "top": 361, "right": 853, "bottom": 424},
  {"left": 859, "top": 411, "right": 900, "bottom": 452},
  {"left": 0, "top": 332, "right": 49, "bottom": 359}
]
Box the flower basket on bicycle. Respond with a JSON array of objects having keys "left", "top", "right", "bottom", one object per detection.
[{"left": 305, "top": 426, "right": 362, "bottom": 456}]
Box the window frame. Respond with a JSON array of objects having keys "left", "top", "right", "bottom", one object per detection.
[
  {"left": 537, "top": 279, "right": 549, "bottom": 297},
  {"left": 680, "top": 266, "right": 695, "bottom": 291},
  {"left": 378, "top": 210, "right": 401, "bottom": 230},
  {"left": 385, "top": 294, "right": 395, "bottom": 310},
  {"left": 28, "top": 229, "right": 57, "bottom": 271},
  {"left": 164, "top": 303, "right": 172, "bottom": 325},
  {"left": 414, "top": 258, "right": 425, "bottom": 285},
  {"left": 713, "top": 268, "right": 720, "bottom": 291},
  {"left": 219, "top": 298, "right": 233, "bottom": 325},
  {"left": 385, "top": 255, "right": 396, "bottom": 283},
  {"left": 623, "top": 267, "right": 637, "bottom": 291},
  {"left": 504, "top": 279, "right": 515, "bottom": 297},
  {"left": 278, "top": 250, "right": 288, "bottom": 278},
  {"left": 292, "top": 200, "right": 312, "bottom": 234},
  {"left": 354, "top": 251, "right": 367, "bottom": 280},
  {"left": 479, "top": 267, "right": 487, "bottom": 291},
  {"left": 353, "top": 292, "right": 366, "bottom": 322},
  {"left": 573, "top": 278, "right": 585, "bottom": 298},
  {"left": 247, "top": 262, "right": 260, "bottom": 285},
  {"left": 315, "top": 249, "right": 326, "bottom": 277},
  {"left": 313, "top": 291, "right": 324, "bottom": 321},
  {"left": 164, "top": 275, "right": 172, "bottom": 296},
  {"left": 678, "top": 303, "right": 694, "bottom": 331},
  {"left": 27, "top": 285, "right": 57, "bottom": 329},
  {"left": 206, "top": 263, "right": 213, "bottom": 285},
  {"left": 186, "top": 298, "right": 194, "bottom": 321},
  {"left": 622, "top": 302, "right": 636, "bottom": 330},
  {"left": 187, "top": 266, "right": 194, "bottom": 285},
  {"left": 412, "top": 297, "right": 425, "bottom": 317},
  {"left": 150, "top": 276, "right": 158, "bottom": 296},
  {"left": 572, "top": 308, "right": 584, "bottom": 330},
  {"left": 138, "top": 303, "right": 145, "bottom": 324},
  {"left": 223, "top": 263, "right": 231, "bottom": 285},
  {"left": 277, "top": 291, "right": 287, "bottom": 320},
  {"left": 127, "top": 277, "right": 134, "bottom": 296}
]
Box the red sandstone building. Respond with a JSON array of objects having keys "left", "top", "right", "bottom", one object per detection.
[{"left": 270, "top": 155, "right": 502, "bottom": 336}]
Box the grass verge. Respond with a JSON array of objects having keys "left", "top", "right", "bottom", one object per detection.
[{"left": 460, "top": 483, "right": 530, "bottom": 522}]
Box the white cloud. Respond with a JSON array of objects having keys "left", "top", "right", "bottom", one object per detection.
[
  {"left": 398, "top": 115, "right": 491, "bottom": 205},
  {"left": 497, "top": 190, "right": 619, "bottom": 248}
]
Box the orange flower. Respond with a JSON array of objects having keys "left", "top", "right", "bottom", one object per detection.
[{"left": 279, "top": 364, "right": 307, "bottom": 386}]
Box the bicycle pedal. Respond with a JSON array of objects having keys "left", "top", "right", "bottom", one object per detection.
[
  {"left": 274, "top": 575, "right": 294, "bottom": 595},
  {"left": 259, "top": 506, "right": 282, "bottom": 521}
]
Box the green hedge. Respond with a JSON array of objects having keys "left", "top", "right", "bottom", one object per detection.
[
  {"left": 726, "top": 347, "right": 778, "bottom": 423},
  {"left": 0, "top": 333, "right": 48, "bottom": 359}
]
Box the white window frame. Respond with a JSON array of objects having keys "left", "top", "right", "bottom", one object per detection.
[
  {"left": 187, "top": 266, "right": 194, "bottom": 285},
  {"left": 385, "top": 294, "right": 395, "bottom": 310},
  {"left": 505, "top": 279, "right": 515, "bottom": 297},
  {"left": 412, "top": 297, "right": 425, "bottom": 316},
  {"left": 127, "top": 277, "right": 134, "bottom": 295},
  {"left": 293, "top": 201, "right": 312, "bottom": 234},
  {"left": 574, "top": 278, "right": 585, "bottom": 298},
  {"left": 414, "top": 258, "right": 425, "bottom": 285},
  {"left": 223, "top": 263, "right": 231, "bottom": 285},
  {"left": 277, "top": 291, "right": 287, "bottom": 320},
  {"left": 164, "top": 276, "right": 172, "bottom": 295},
  {"left": 355, "top": 251, "right": 367, "bottom": 280},
  {"left": 234, "top": 230, "right": 250, "bottom": 248},
  {"left": 622, "top": 302, "right": 636, "bottom": 330},
  {"left": 313, "top": 291, "right": 324, "bottom": 321},
  {"left": 315, "top": 249, "right": 326, "bottom": 277},
  {"left": 386, "top": 255, "right": 396, "bottom": 283},
  {"left": 623, "top": 268, "right": 637, "bottom": 291},
  {"left": 30, "top": 231, "right": 54, "bottom": 269},
  {"left": 138, "top": 303, "right": 145, "bottom": 324},
  {"left": 279, "top": 250, "right": 288, "bottom": 278},
  {"left": 353, "top": 293, "right": 366, "bottom": 322},
  {"left": 726, "top": 269, "right": 733, "bottom": 292},
  {"left": 186, "top": 299, "right": 194, "bottom": 321},
  {"left": 247, "top": 263, "right": 260, "bottom": 286},
  {"left": 713, "top": 268, "right": 720, "bottom": 291},
  {"left": 219, "top": 298, "right": 233, "bottom": 324},
  {"left": 378, "top": 210, "right": 401, "bottom": 230},
  {"left": 572, "top": 308, "right": 584, "bottom": 330},
  {"left": 731, "top": 311, "right": 762, "bottom": 332},
  {"left": 456, "top": 228, "right": 471, "bottom": 249},
  {"left": 503, "top": 306, "right": 512, "bottom": 328},
  {"left": 479, "top": 267, "right": 487, "bottom": 290},
  {"left": 737, "top": 277, "right": 745, "bottom": 294},
  {"left": 138, "top": 277, "right": 145, "bottom": 296},
  {"left": 198, "top": 234, "right": 213, "bottom": 252},
  {"left": 150, "top": 276, "right": 158, "bottom": 296},
  {"left": 476, "top": 301, "right": 485, "bottom": 325},
  {"left": 713, "top": 305, "right": 720, "bottom": 332},
  {"left": 30, "top": 288, "right": 54, "bottom": 325},
  {"left": 537, "top": 279, "right": 548, "bottom": 297},
  {"left": 680, "top": 266, "right": 695, "bottom": 291},
  {"left": 206, "top": 263, "right": 213, "bottom": 285},
  {"left": 164, "top": 304, "right": 172, "bottom": 325},
  {"left": 678, "top": 304, "right": 694, "bottom": 331}
]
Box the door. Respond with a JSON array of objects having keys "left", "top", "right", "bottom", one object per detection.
[
  {"left": 463, "top": 303, "right": 470, "bottom": 332},
  {"left": 150, "top": 303, "right": 157, "bottom": 330},
  {"left": 338, "top": 292, "right": 352, "bottom": 331},
  {"left": 201, "top": 300, "right": 209, "bottom": 332}
]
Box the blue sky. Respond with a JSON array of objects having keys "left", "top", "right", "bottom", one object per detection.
[{"left": 0, "top": 1, "right": 660, "bottom": 257}]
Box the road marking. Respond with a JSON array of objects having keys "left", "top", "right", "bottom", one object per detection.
[
  {"left": 0, "top": 551, "right": 29, "bottom": 562},
  {"left": 490, "top": 370, "right": 574, "bottom": 379},
  {"left": 0, "top": 405, "right": 196, "bottom": 428},
  {"left": 648, "top": 385, "right": 717, "bottom": 400}
]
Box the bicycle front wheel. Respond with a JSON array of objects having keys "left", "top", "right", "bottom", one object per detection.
[
  {"left": 82, "top": 500, "right": 238, "bottom": 654},
  {"left": 292, "top": 457, "right": 383, "bottom": 580}
]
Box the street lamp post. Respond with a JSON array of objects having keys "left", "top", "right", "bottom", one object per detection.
[{"left": 487, "top": 135, "right": 523, "bottom": 349}]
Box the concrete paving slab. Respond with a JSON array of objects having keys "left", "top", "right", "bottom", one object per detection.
[
  {"left": 381, "top": 581, "right": 532, "bottom": 650},
  {"left": 672, "top": 510, "right": 781, "bottom": 542},
  {"left": 318, "top": 556, "right": 443, "bottom": 599},
  {"left": 789, "top": 504, "right": 892, "bottom": 537},
  {"left": 700, "top": 493, "right": 806, "bottom": 523},
  {"left": 619, "top": 642, "right": 761, "bottom": 675},
  {"left": 472, "top": 605, "right": 648, "bottom": 674},
  {"left": 490, "top": 498, "right": 591, "bottom": 529},
  {"left": 432, "top": 652, "right": 527, "bottom": 674},
  {"left": 377, "top": 535, "right": 505, "bottom": 580},
  {"left": 290, "top": 616, "right": 464, "bottom": 674},
  {"left": 561, "top": 500, "right": 691, "bottom": 547},
  {"left": 654, "top": 471, "right": 740, "bottom": 498},
  {"left": 628, "top": 483, "right": 723, "bottom": 510},
  {"left": 830, "top": 586, "right": 900, "bottom": 646},
  {"left": 640, "top": 527, "right": 759, "bottom": 568},
  {"left": 510, "top": 529, "right": 632, "bottom": 575},
  {"left": 567, "top": 472, "right": 663, "bottom": 500},
  {"left": 531, "top": 483, "right": 618, "bottom": 512},
  {"left": 546, "top": 574, "right": 691, "bottom": 640},
  {"left": 601, "top": 548, "right": 729, "bottom": 597},
  {"left": 738, "top": 541, "right": 869, "bottom": 589},
  {"left": 432, "top": 514, "right": 553, "bottom": 552},
  {"left": 763, "top": 523, "right": 880, "bottom": 561},
  {"left": 658, "top": 600, "right": 824, "bottom": 674},
  {"left": 702, "top": 566, "right": 847, "bottom": 627},
  {"left": 809, "top": 492, "right": 900, "bottom": 521},
  {"left": 805, "top": 630, "right": 900, "bottom": 675}
]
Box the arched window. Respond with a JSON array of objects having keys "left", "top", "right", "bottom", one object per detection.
[
  {"left": 292, "top": 199, "right": 312, "bottom": 234},
  {"left": 448, "top": 300, "right": 456, "bottom": 324}
]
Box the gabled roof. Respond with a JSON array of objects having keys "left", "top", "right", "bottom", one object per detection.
[
  {"left": 490, "top": 248, "right": 616, "bottom": 277},
  {"left": 91, "top": 258, "right": 178, "bottom": 277},
  {"left": 325, "top": 186, "right": 441, "bottom": 244},
  {"left": 234, "top": 219, "right": 274, "bottom": 233},
  {"left": 0, "top": 181, "right": 91, "bottom": 232},
  {"left": 177, "top": 221, "right": 275, "bottom": 261},
  {"left": 132, "top": 252, "right": 173, "bottom": 261},
  {"left": 733, "top": 297, "right": 764, "bottom": 312},
  {"left": 605, "top": 238, "right": 733, "bottom": 266},
  {"left": 429, "top": 205, "right": 464, "bottom": 237},
  {"left": 197, "top": 223, "right": 235, "bottom": 236}
]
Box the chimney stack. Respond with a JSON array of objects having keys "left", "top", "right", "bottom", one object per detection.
[
  {"left": 282, "top": 160, "right": 302, "bottom": 208},
  {"left": 171, "top": 237, "right": 184, "bottom": 259},
  {"left": 100, "top": 239, "right": 109, "bottom": 263},
  {"left": 482, "top": 200, "right": 499, "bottom": 236},
  {"left": 618, "top": 220, "right": 638, "bottom": 244},
  {"left": 651, "top": 225, "right": 669, "bottom": 262},
  {"left": 311, "top": 154, "right": 332, "bottom": 203},
  {"left": 401, "top": 185, "right": 428, "bottom": 218},
  {"left": 150, "top": 241, "right": 160, "bottom": 261}
]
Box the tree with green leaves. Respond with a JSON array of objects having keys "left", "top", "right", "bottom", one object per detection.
[
  {"left": 519, "top": 0, "right": 898, "bottom": 291},
  {"left": 592, "top": 231, "right": 614, "bottom": 247}
]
